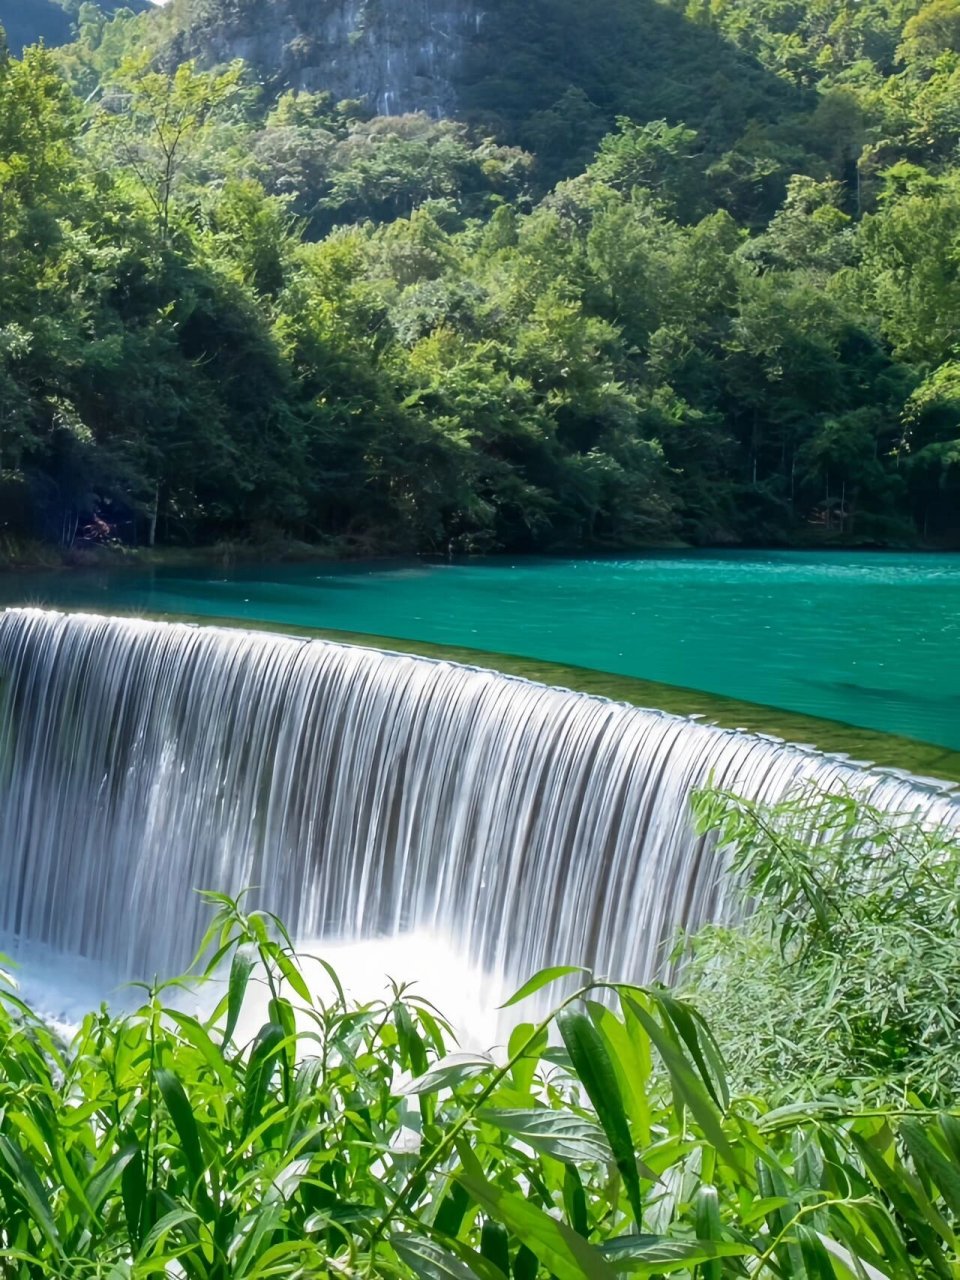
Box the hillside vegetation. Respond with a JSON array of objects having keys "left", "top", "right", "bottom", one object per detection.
[
  {"left": 0, "top": 0, "right": 958, "bottom": 555},
  {"left": 0, "top": 0, "right": 148, "bottom": 55}
]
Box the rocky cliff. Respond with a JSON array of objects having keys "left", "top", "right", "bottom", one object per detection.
[
  {"left": 161, "top": 0, "right": 797, "bottom": 173},
  {"left": 3, "top": 0, "right": 800, "bottom": 189},
  {"left": 166, "top": 0, "right": 482, "bottom": 116}
]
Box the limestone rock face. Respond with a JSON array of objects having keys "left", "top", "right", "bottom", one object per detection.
[{"left": 170, "top": 0, "right": 484, "bottom": 116}]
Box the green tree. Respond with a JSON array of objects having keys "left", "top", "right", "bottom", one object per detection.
[{"left": 94, "top": 53, "right": 242, "bottom": 240}]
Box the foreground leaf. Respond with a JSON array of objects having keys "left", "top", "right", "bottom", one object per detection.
[
  {"left": 479, "top": 1108, "right": 612, "bottom": 1164},
  {"left": 500, "top": 967, "right": 590, "bottom": 1009},
  {"left": 402, "top": 1053, "right": 497, "bottom": 1095},
  {"left": 599, "top": 1235, "right": 754, "bottom": 1275},
  {"left": 456, "top": 1166, "right": 618, "bottom": 1280},
  {"left": 558, "top": 1006, "right": 643, "bottom": 1227}
]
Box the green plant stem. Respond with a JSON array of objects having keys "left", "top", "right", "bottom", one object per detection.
[
  {"left": 755, "top": 1196, "right": 876, "bottom": 1271},
  {"left": 367, "top": 982, "right": 608, "bottom": 1259}
]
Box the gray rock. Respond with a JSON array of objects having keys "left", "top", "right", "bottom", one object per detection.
[{"left": 170, "top": 0, "right": 484, "bottom": 117}]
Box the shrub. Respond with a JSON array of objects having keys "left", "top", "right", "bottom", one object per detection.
[
  {"left": 0, "top": 889, "right": 958, "bottom": 1276},
  {"left": 684, "top": 785, "right": 960, "bottom": 1103}
]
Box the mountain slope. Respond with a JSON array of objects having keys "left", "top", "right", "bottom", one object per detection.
[{"left": 152, "top": 0, "right": 806, "bottom": 184}]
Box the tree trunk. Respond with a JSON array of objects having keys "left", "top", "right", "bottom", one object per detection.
[{"left": 148, "top": 482, "right": 159, "bottom": 548}]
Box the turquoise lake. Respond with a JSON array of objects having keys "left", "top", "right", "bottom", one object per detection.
[{"left": 2, "top": 549, "right": 959, "bottom": 749}]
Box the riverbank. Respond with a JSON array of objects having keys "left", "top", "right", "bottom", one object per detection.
[
  {"left": 0, "top": 535, "right": 351, "bottom": 573},
  {"left": 3, "top": 527, "right": 956, "bottom": 575}
]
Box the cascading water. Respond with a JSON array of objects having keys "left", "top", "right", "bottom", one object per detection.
[{"left": 0, "top": 607, "right": 957, "bottom": 999}]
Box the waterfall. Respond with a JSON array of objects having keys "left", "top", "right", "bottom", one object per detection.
[{"left": 0, "top": 607, "right": 956, "bottom": 993}]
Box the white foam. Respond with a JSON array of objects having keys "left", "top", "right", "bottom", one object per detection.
[
  {"left": 0, "top": 932, "right": 134, "bottom": 1040},
  {"left": 1, "top": 929, "right": 504, "bottom": 1052}
]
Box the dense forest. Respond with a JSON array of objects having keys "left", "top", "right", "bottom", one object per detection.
[{"left": 0, "top": 0, "right": 958, "bottom": 556}]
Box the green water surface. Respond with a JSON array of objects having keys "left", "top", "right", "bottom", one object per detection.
[{"left": 2, "top": 549, "right": 959, "bottom": 753}]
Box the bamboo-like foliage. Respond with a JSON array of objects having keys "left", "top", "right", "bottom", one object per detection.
[
  {"left": 0, "top": 889, "right": 957, "bottom": 1277},
  {"left": 685, "top": 786, "right": 960, "bottom": 1103}
]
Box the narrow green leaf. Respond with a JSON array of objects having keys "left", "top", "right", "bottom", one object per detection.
[
  {"left": 481, "top": 1219, "right": 511, "bottom": 1277},
  {"left": 242, "top": 1022, "right": 285, "bottom": 1138},
  {"left": 231, "top": 1199, "right": 285, "bottom": 1273},
  {"left": 901, "top": 1120, "right": 960, "bottom": 1218},
  {"left": 269, "top": 995, "right": 298, "bottom": 1078},
  {"left": 479, "top": 1108, "right": 611, "bottom": 1165},
  {"left": 138, "top": 1207, "right": 202, "bottom": 1258},
  {"left": 240, "top": 1238, "right": 314, "bottom": 1277},
  {"left": 402, "top": 1053, "right": 496, "bottom": 1096},
  {"left": 693, "top": 1185, "right": 722, "bottom": 1280},
  {"left": 88, "top": 1147, "right": 139, "bottom": 1215},
  {"left": 224, "top": 947, "right": 255, "bottom": 1046},
  {"left": 599, "top": 1235, "right": 753, "bottom": 1275},
  {"left": 275, "top": 948, "right": 313, "bottom": 1005},
  {"left": 817, "top": 1229, "right": 897, "bottom": 1280},
  {"left": 797, "top": 1224, "right": 841, "bottom": 1280},
  {"left": 513, "top": 1246, "right": 537, "bottom": 1280},
  {"left": 12, "top": 1109, "right": 94, "bottom": 1225},
  {"left": 394, "top": 1235, "right": 484, "bottom": 1280},
  {"left": 458, "top": 1172, "right": 616, "bottom": 1280},
  {"left": 738, "top": 1196, "right": 791, "bottom": 1227},
  {"left": 939, "top": 1114, "right": 960, "bottom": 1168},
  {"left": 168, "top": 1011, "right": 234, "bottom": 1086},
  {"left": 827, "top": 1202, "right": 911, "bottom": 1280},
  {"left": 557, "top": 1006, "right": 643, "bottom": 1228},
  {"left": 563, "top": 1163, "right": 589, "bottom": 1238},
  {"left": 622, "top": 996, "right": 743, "bottom": 1177},
  {"left": 395, "top": 1001, "right": 429, "bottom": 1076},
  {"left": 435, "top": 1180, "right": 472, "bottom": 1237},
  {"left": 851, "top": 1134, "right": 952, "bottom": 1279},
  {"left": 500, "top": 967, "right": 590, "bottom": 1009},
  {"left": 155, "top": 1069, "right": 208, "bottom": 1203},
  {"left": 456, "top": 1169, "right": 618, "bottom": 1280},
  {"left": 0, "top": 1134, "right": 63, "bottom": 1256},
  {"left": 653, "top": 992, "right": 729, "bottom": 1110},
  {"left": 121, "top": 1148, "right": 147, "bottom": 1249},
  {"left": 600, "top": 999, "right": 652, "bottom": 1145},
  {"left": 507, "top": 1022, "right": 548, "bottom": 1096},
  {"left": 315, "top": 956, "right": 347, "bottom": 1008},
  {"left": 292, "top": 1056, "right": 324, "bottom": 1109}
]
